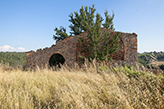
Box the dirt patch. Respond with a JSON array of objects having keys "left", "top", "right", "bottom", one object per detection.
[{"left": 149, "top": 61, "right": 164, "bottom": 65}]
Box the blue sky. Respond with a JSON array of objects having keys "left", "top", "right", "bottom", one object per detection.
[{"left": 0, "top": 0, "right": 164, "bottom": 53}]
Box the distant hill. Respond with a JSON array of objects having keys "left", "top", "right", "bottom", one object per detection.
[
  {"left": 138, "top": 51, "right": 164, "bottom": 67},
  {"left": 0, "top": 52, "right": 26, "bottom": 68}
]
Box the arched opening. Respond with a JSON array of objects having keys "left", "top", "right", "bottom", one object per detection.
[
  {"left": 49, "top": 53, "right": 65, "bottom": 68},
  {"left": 109, "top": 37, "right": 125, "bottom": 60}
]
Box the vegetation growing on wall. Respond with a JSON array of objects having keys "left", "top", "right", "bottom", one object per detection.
[
  {"left": 53, "top": 5, "right": 115, "bottom": 42},
  {"left": 77, "top": 28, "right": 120, "bottom": 62},
  {"left": 53, "top": 5, "right": 119, "bottom": 63}
]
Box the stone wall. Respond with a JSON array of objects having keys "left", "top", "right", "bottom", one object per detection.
[{"left": 26, "top": 28, "right": 138, "bottom": 69}]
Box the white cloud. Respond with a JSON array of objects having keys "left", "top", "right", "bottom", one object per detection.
[
  {"left": 0, "top": 45, "right": 15, "bottom": 52},
  {"left": 17, "top": 47, "right": 25, "bottom": 51},
  {"left": 0, "top": 45, "right": 26, "bottom": 52}
]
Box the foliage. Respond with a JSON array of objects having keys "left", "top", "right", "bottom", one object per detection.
[
  {"left": 53, "top": 5, "right": 115, "bottom": 42},
  {"left": 138, "top": 55, "right": 149, "bottom": 66},
  {"left": 102, "top": 10, "right": 114, "bottom": 30},
  {"left": 138, "top": 51, "right": 164, "bottom": 73},
  {"left": 77, "top": 19, "right": 120, "bottom": 62},
  {"left": 156, "top": 51, "right": 164, "bottom": 60},
  {"left": 0, "top": 52, "right": 26, "bottom": 68},
  {"left": 53, "top": 26, "right": 69, "bottom": 42},
  {"left": 68, "top": 5, "right": 96, "bottom": 36},
  {"left": 0, "top": 62, "right": 163, "bottom": 109},
  {"left": 138, "top": 51, "right": 164, "bottom": 66}
]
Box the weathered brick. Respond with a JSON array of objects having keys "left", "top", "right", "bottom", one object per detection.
[{"left": 26, "top": 28, "right": 138, "bottom": 69}]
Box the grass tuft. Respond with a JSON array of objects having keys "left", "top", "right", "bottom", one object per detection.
[{"left": 0, "top": 62, "right": 163, "bottom": 109}]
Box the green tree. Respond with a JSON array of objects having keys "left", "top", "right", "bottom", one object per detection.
[
  {"left": 53, "top": 5, "right": 119, "bottom": 64},
  {"left": 0, "top": 52, "right": 26, "bottom": 68},
  {"left": 77, "top": 13, "right": 120, "bottom": 62},
  {"left": 53, "top": 26, "right": 69, "bottom": 42},
  {"left": 53, "top": 5, "right": 115, "bottom": 42},
  {"left": 102, "top": 10, "right": 115, "bottom": 30}
]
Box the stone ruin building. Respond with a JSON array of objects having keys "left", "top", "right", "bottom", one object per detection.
[{"left": 26, "top": 28, "right": 138, "bottom": 69}]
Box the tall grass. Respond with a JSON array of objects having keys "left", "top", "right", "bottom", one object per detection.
[{"left": 0, "top": 62, "right": 163, "bottom": 109}]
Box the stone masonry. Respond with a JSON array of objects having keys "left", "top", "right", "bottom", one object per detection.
[{"left": 26, "top": 28, "right": 138, "bottom": 69}]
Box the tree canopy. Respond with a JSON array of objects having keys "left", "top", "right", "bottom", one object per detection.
[
  {"left": 0, "top": 52, "right": 26, "bottom": 68},
  {"left": 77, "top": 17, "right": 120, "bottom": 62},
  {"left": 53, "top": 5, "right": 119, "bottom": 63},
  {"left": 53, "top": 5, "right": 115, "bottom": 42}
]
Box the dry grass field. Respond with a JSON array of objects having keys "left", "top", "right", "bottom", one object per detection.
[{"left": 0, "top": 62, "right": 163, "bottom": 109}]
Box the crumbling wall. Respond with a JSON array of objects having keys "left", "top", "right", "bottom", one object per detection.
[
  {"left": 26, "top": 28, "right": 138, "bottom": 69},
  {"left": 26, "top": 36, "right": 78, "bottom": 69},
  {"left": 75, "top": 28, "right": 138, "bottom": 67}
]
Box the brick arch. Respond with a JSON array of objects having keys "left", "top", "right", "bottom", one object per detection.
[
  {"left": 46, "top": 52, "right": 66, "bottom": 66},
  {"left": 109, "top": 35, "right": 126, "bottom": 60}
]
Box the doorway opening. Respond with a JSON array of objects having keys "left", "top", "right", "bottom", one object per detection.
[{"left": 49, "top": 53, "right": 65, "bottom": 68}]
